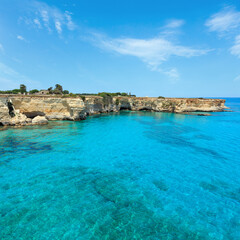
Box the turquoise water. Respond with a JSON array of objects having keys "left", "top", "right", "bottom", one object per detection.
[{"left": 0, "top": 98, "right": 240, "bottom": 239}]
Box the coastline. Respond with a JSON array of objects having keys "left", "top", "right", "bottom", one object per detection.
[{"left": 0, "top": 95, "right": 227, "bottom": 127}]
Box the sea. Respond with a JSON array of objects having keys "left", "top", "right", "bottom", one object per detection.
[{"left": 0, "top": 98, "right": 240, "bottom": 239}]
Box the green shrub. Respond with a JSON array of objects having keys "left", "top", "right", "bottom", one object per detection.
[
  {"left": 80, "top": 95, "right": 86, "bottom": 101},
  {"left": 158, "top": 96, "right": 165, "bottom": 99},
  {"left": 69, "top": 93, "right": 77, "bottom": 98},
  {"left": 98, "top": 92, "right": 113, "bottom": 106},
  {"left": 12, "top": 89, "right": 21, "bottom": 94},
  {"left": 0, "top": 90, "right": 14, "bottom": 94},
  {"left": 115, "top": 98, "right": 120, "bottom": 105},
  {"left": 29, "top": 89, "right": 39, "bottom": 94},
  {"left": 20, "top": 84, "right": 27, "bottom": 94}
]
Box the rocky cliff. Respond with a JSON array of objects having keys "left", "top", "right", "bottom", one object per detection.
[
  {"left": 118, "top": 97, "right": 226, "bottom": 112},
  {"left": 0, "top": 95, "right": 227, "bottom": 126}
]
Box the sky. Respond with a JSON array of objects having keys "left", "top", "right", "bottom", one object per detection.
[{"left": 0, "top": 0, "right": 240, "bottom": 97}]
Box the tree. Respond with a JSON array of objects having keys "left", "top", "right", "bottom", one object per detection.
[
  {"left": 53, "top": 84, "right": 63, "bottom": 95},
  {"left": 12, "top": 89, "right": 21, "bottom": 94},
  {"left": 98, "top": 92, "right": 113, "bottom": 106},
  {"left": 80, "top": 95, "right": 86, "bottom": 101},
  {"left": 63, "top": 90, "right": 69, "bottom": 94},
  {"left": 48, "top": 87, "right": 53, "bottom": 94},
  {"left": 29, "top": 89, "right": 39, "bottom": 94},
  {"left": 115, "top": 98, "right": 120, "bottom": 105},
  {"left": 20, "top": 84, "right": 26, "bottom": 94},
  {"left": 55, "top": 84, "right": 63, "bottom": 92}
]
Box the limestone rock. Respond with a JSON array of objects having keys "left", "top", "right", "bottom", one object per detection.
[
  {"left": 113, "top": 97, "right": 227, "bottom": 113},
  {"left": 0, "top": 99, "right": 11, "bottom": 125},
  {"left": 0, "top": 95, "right": 227, "bottom": 127},
  {"left": 32, "top": 116, "right": 48, "bottom": 125},
  {"left": 9, "top": 113, "right": 28, "bottom": 125},
  {"left": 10, "top": 96, "right": 85, "bottom": 120}
]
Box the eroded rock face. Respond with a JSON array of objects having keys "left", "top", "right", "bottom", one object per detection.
[
  {"left": 9, "top": 113, "right": 28, "bottom": 125},
  {"left": 84, "top": 96, "right": 118, "bottom": 115},
  {"left": 0, "top": 98, "right": 33, "bottom": 126},
  {"left": 0, "top": 95, "right": 227, "bottom": 127},
  {"left": 0, "top": 97, "right": 11, "bottom": 125},
  {"left": 115, "top": 97, "right": 227, "bottom": 113},
  {"left": 10, "top": 96, "right": 86, "bottom": 120}
]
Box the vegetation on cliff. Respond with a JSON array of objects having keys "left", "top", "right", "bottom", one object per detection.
[
  {"left": 0, "top": 84, "right": 69, "bottom": 95},
  {"left": 0, "top": 84, "right": 136, "bottom": 98}
]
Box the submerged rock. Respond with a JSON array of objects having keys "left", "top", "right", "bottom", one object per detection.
[
  {"left": 197, "top": 113, "right": 211, "bottom": 116},
  {"left": 177, "top": 112, "right": 212, "bottom": 116}
]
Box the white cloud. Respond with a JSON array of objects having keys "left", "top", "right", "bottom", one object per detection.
[
  {"left": 0, "top": 43, "right": 3, "bottom": 52},
  {"left": 0, "top": 62, "right": 38, "bottom": 88},
  {"left": 230, "top": 35, "right": 240, "bottom": 57},
  {"left": 22, "top": 1, "right": 76, "bottom": 35},
  {"left": 55, "top": 21, "right": 62, "bottom": 34},
  {"left": 91, "top": 33, "right": 209, "bottom": 80},
  {"left": 160, "top": 19, "right": 185, "bottom": 37},
  {"left": 17, "top": 35, "right": 29, "bottom": 43},
  {"left": 164, "top": 68, "right": 180, "bottom": 80},
  {"left": 205, "top": 6, "right": 240, "bottom": 35},
  {"left": 165, "top": 19, "right": 185, "bottom": 28},
  {"left": 17, "top": 35, "right": 25, "bottom": 41},
  {"left": 40, "top": 9, "right": 50, "bottom": 31},
  {"left": 206, "top": 6, "right": 240, "bottom": 58},
  {"left": 65, "top": 11, "right": 75, "bottom": 31},
  {"left": 33, "top": 18, "right": 42, "bottom": 28},
  {"left": 234, "top": 74, "right": 240, "bottom": 82}
]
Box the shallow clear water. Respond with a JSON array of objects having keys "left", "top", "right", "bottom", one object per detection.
[{"left": 0, "top": 98, "right": 240, "bottom": 239}]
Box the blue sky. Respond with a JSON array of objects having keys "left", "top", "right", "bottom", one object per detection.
[{"left": 0, "top": 0, "right": 240, "bottom": 97}]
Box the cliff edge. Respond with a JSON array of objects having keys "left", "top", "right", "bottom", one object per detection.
[{"left": 0, "top": 95, "right": 227, "bottom": 126}]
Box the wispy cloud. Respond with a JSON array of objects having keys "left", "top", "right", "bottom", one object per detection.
[
  {"left": 230, "top": 35, "right": 240, "bottom": 58},
  {"left": 164, "top": 68, "right": 180, "bottom": 82},
  {"left": 33, "top": 18, "right": 42, "bottom": 28},
  {"left": 206, "top": 6, "right": 240, "bottom": 58},
  {"left": 165, "top": 19, "right": 185, "bottom": 29},
  {"left": 55, "top": 20, "right": 62, "bottom": 34},
  {"left": 0, "top": 43, "right": 3, "bottom": 52},
  {"left": 91, "top": 33, "right": 209, "bottom": 81},
  {"left": 160, "top": 19, "right": 185, "bottom": 37},
  {"left": 0, "top": 62, "right": 38, "bottom": 88},
  {"left": 17, "top": 35, "right": 25, "bottom": 41},
  {"left": 234, "top": 74, "right": 240, "bottom": 82},
  {"left": 205, "top": 6, "right": 240, "bottom": 36},
  {"left": 22, "top": 1, "right": 76, "bottom": 35},
  {"left": 17, "top": 35, "right": 29, "bottom": 43},
  {"left": 65, "top": 11, "right": 75, "bottom": 31}
]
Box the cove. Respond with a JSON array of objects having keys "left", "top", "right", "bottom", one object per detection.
[{"left": 0, "top": 98, "right": 240, "bottom": 239}]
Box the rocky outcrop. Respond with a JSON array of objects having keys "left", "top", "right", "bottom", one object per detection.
[
  {"left": 0, "top": 97, "right": 11, "bottom": 125},
  {"left": 0, "top": 95, "right": 227, "bottom": 127},
  {"left": 32, "top": 116, "right": 48, "bottom": 125},
  {"left": 0, "top": 97, "right": 43, "bottom": 126},
  {"left": 116, "top": 97, "right": 226, "bottom": 113},
  {"left": 8, "top": 112, "right": 32, "bottom": 126},
  {"left": 84, "top": 96, "right": 118, "bottom": 115},
  {"left": 10, "top": 96, "right": 86, "bottom": 120}
]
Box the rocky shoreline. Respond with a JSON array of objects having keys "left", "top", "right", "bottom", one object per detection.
[{"left": 0, "top": 95, "right": 227, "bottom": 127}]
